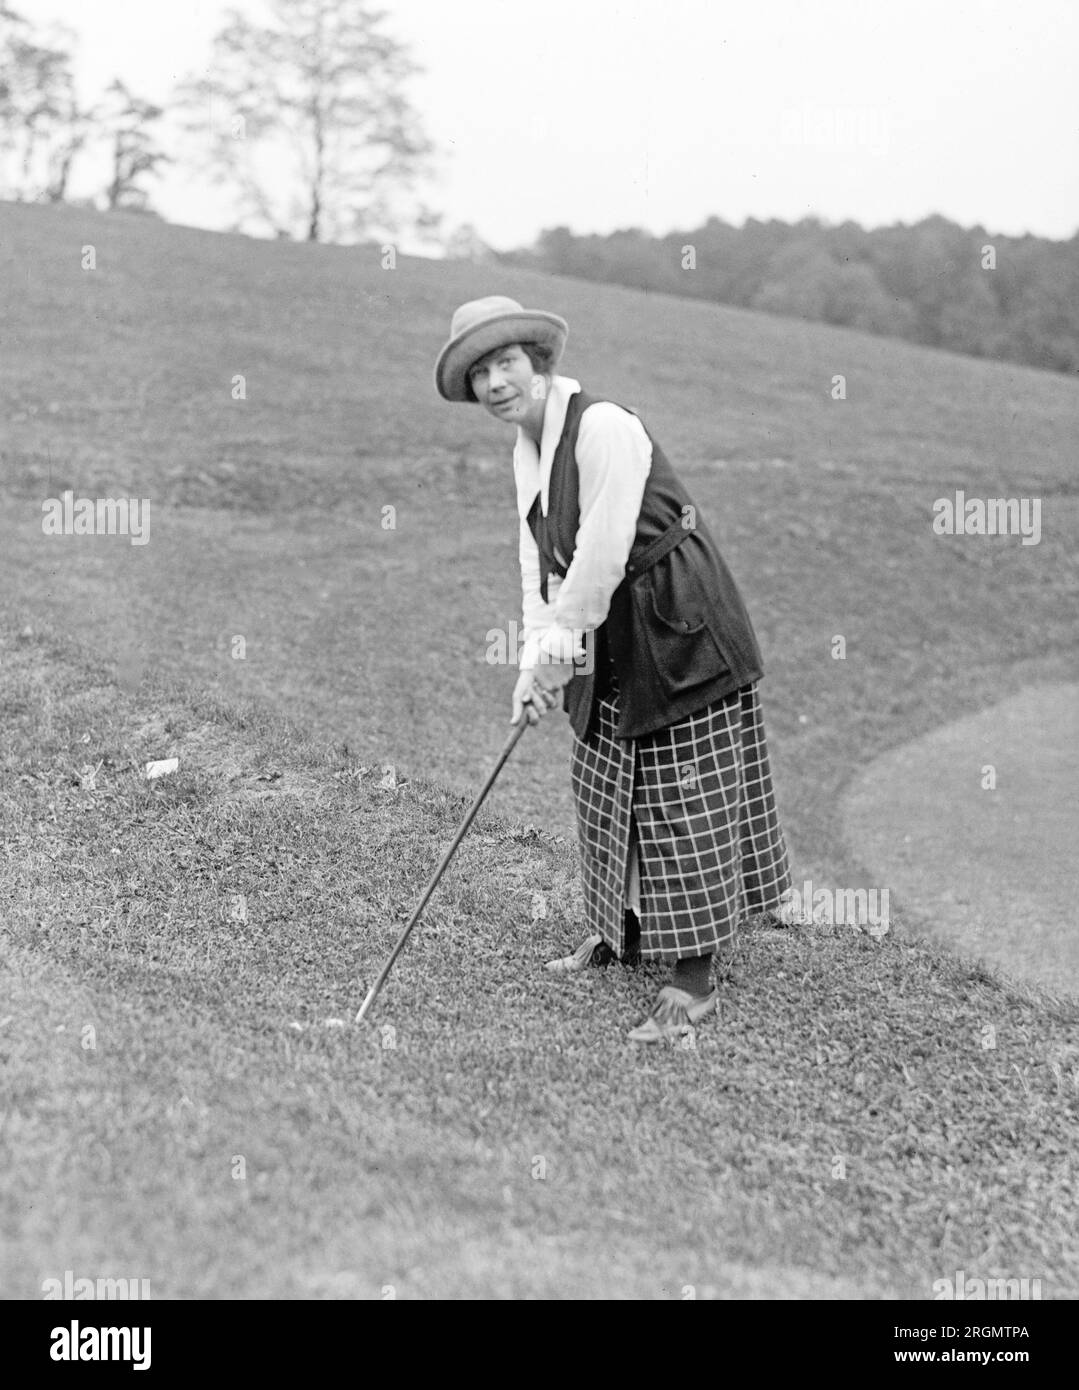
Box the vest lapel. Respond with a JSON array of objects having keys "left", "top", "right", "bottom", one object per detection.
[{"left": 526, "top": 491, "right": 557, "bottom": 604}]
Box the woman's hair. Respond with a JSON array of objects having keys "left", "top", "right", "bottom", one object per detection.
[{"left": 521, "top": 341, "right": 556, "bottom": 374}]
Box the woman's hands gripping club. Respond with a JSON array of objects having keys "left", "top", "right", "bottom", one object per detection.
[{"left": 511, "top": 661, "right": 576, "bottom": 726}]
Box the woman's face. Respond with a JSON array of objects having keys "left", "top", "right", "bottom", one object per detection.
[{"left": 468, "top": 343, "right": 548, "bottom": 436}]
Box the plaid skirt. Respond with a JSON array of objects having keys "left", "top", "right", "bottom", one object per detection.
[{"left": 569, "top": 675, "right": 792, "bottom": 961}]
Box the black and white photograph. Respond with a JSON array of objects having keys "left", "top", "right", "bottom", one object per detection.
[{"left": 1, "top": 0, "right": 1077, "bottom": 1336}]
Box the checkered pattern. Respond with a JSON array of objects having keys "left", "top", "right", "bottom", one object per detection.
[{"left": 569, "top": 677, "right": 792, "bottom": 962}]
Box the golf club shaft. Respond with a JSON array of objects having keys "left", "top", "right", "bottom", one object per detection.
[{"left": 354, "top": 714, "right": 530, "bottom": 1022}]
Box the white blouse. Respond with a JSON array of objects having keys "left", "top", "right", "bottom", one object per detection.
[{"left": 513, "top": 375, "right": 653, "bottom": 671}]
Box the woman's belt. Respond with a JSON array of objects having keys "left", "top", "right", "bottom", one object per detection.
[{"left": 624, "top": 513, "right": 693, "bottom": 580}]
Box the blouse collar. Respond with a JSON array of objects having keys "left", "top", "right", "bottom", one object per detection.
[{"left": 512, "top": 374, "right": 581, "bottom": 519}]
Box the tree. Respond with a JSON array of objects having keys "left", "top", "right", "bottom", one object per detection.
[
  {"left": 934, "top": 272, "right": 1006, "bottom": 359},
  {"left": 0, "top": 9, "right": 83, "bottom": 201},
  {"left": 42, "top": 87, "right": 93, "bottom": 202},
  {"left": 752, "top": 244, "right": 835, "bottom": 320},
  {"left": 99, "top": 79, "right": 169, "bottom": 211},
  {"left": 822, "top": 260, "right": 919, "bottom": 337},
  {"left": 0, "top": 4, "right": 30, "bottom": 144},
  {"left": 442, "top": 222, "right": 495, "bottom": 263},
  {"left": 175, "top": 0, "right": 435, "bottom": 243}
]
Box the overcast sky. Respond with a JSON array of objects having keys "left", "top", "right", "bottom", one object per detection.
[{"left": 26, "top": 0, "right": 1079, "bottom": 246}]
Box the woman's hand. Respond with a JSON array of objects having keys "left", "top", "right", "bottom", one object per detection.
[{"left": 510, "top": 662, "right": 576, "bottom": 725}]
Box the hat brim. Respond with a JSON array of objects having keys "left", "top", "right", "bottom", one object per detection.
[{"left": 435, "top": 310, "right": 568, "bottom": 403}]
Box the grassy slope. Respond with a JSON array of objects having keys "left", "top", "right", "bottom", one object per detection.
[{"left": 1, "top": 202, "right": 1078, "bottom": 1297}]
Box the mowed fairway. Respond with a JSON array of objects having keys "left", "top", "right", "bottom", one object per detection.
[{"left": 2, "top": 202, "right": 1078, "bottom": 1298}]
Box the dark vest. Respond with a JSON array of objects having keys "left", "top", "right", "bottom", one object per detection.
[{"left": 525, "top": 389, "right": 764, "bottom": 741}]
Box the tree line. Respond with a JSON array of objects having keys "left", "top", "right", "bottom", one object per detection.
[{"left": 501, "top": 216, "right": 1079, "bottom": 376}]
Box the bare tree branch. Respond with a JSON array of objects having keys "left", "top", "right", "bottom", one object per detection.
[{"left": 172, "top": 0, "right": 437, "bottom": 243}]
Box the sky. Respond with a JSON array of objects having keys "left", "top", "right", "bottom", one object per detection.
[{"left": 22, "top": 0, "right": 1079, "bottom": 248}]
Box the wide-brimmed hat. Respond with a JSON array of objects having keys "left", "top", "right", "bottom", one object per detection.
[{"left": 435, "top": 295, "right": 568, "bottom": 402}]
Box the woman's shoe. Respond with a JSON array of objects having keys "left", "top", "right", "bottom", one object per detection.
[
  {"left": 545, "top": 933, "right": 616, "bottom": 974},
  {"left": 627, "top": 985, "right": 718, "bottom": 1043}
]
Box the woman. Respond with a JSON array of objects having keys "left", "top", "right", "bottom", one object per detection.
[{"left": 435, "top": 295, "right": 792, "bottom": 1043}]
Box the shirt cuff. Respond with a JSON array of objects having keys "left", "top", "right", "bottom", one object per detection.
[
  {"left": 538, "top": 624, "right": 586, "bottom": 665},
  {"left": 520, "top": 625, "right": 586, "bottom": 669}
]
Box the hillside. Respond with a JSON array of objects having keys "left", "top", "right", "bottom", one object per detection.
[
  {"left": 1, "top": 201, "right": 1078, "bottom": 1298},
  {"left": 2, "top": 201, "right": 1077, "bottom": 877}
]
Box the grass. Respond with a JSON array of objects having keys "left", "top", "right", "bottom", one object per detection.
[
  {"left": 2, "top": 625, "right": 1078, "bottom": 1299},
  {"left": 1, "top": 200, "right": 1078, "bottom": 1297}
]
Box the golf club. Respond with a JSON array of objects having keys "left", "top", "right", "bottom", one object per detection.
[{"left": 354, "top": 711, "right": 531, "bottom": 1023}]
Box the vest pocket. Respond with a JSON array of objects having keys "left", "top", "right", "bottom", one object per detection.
[{"left": 633, "top": 573, "right": 733, "bottom": 696}]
